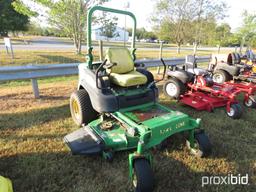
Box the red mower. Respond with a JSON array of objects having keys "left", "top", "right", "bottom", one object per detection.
[
  {"left": 208, "top": 53, "right": 256, "bottom": 107},
  {"left": 162, "top": 55, "right": 253, "bottom": 119}
]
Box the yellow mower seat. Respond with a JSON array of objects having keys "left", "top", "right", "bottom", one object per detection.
[
  {"left": 0, "top": 176, "right": 13, "bottom": 192},
  {"left": 110, "top": 70, "right": 147, "bottom": 87},
  {"left": 105, "top": 48, "right": 147, "bottom": 87}
]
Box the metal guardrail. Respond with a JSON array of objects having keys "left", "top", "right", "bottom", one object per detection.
[
  {"left": 0, "top": 63, "right": 80, "bottom": 81},
  {"left": 135, "top": 56, "right": 210, "bottom": 68},
  {"left": 0, "top": 56, "right": 211, "bottom": 98}
]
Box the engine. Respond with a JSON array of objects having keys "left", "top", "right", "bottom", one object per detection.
[{"left": 197, "top": 75, "right": 214, "bottom": 87}]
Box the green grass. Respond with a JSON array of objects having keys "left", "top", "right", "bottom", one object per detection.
[
  {"left": 0, "top": 40, "right": 229, "bottom": 66},
  {"left": 0, "top": 78, "right": 255, "bottom": 192}
]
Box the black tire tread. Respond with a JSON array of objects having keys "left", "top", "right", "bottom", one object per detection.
[
  {"left": 195, "top": 132, "right": 212, "bottom": 157},
  {"left": 226, "top": 103, "right": 242, "bottom": 119},
  {"left": 134, "top": 158, "right": 154, "bottom": 192}
]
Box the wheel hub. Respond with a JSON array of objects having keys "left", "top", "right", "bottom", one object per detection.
[
  {"left": 213, "top": 74, "right": 223, "bottom": 83},
  {"left": 72, "top": 99, "right": 80, "bottom": 118},
  {"left": 166, "top": 83, "right": 178, "bottom": 97},
  {"left": 245, "top": 99, "right": 253, "bottom": 107},
  {"left": 227, "top": 107, "right": 235, "bottom": 116},
  {"left": 132, "top": 173, "right": 137, "bottom": 187}
]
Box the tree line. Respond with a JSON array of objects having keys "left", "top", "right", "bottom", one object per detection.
[{"left": 1, "top": 0, "right": 256, "bottom": 54}]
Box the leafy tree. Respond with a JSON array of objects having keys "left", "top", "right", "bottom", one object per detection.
[
  {"left": 151, "top": 0, "right": 227, "bottom": 53},
  {"left": 215, "top": 23, "right": 231, "bottom": 46},
  {"left": 95, "top": 13, "right": 118, "bottom": 39},
  {"left": 0, "top": 0, "right": 29, "bottom": 36},
  {"left": 127, "top": 27, "right": 157, "bottom": 41},
  {"left": 144, "top": 31, "right": 157, "bottom": 40},
  {"left": 237, "top": 11, "right": 256, "bottom": 50},
  {"left": 13, "top": 0, "right": 108, "bottom": 54}
]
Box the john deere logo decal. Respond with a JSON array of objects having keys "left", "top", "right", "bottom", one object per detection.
[{"left": 160, "top": 121, "right": 185, "bottom": 135}]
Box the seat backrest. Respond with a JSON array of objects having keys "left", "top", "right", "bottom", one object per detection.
[
  {"left": 105, "top": 48, "right": 134, "bottom": 74},
  {"left": 227, "top": 52, "right": 241, "bottom": 65},
  {"left": 185, "top": 55, "right": 197, "bottom": 70}
]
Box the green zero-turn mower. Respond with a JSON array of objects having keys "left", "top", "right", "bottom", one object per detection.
[{"left": 64, "top": 6, "right": 212, "bottom": 192}]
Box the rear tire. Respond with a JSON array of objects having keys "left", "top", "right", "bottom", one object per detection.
[
  {"left": 133, "top": 159, "right": 154, "bottom": 192},
  {"left": 212, "top": 70, "right": 231, "bottom": 84},
  {"left": 163, "top": 78, "right": 186, "bottom": 99},
  {"left": 226, "top": 103, "right": 242, "bottom": 119},
  {"left": 70, "top": 89, "right": 98, "bottom": 126}
]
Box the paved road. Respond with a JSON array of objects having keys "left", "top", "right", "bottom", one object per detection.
[{"left": 0, "top": 36, "right": 237, "bottom": 52}]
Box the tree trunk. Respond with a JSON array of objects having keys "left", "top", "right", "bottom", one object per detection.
[
  {"left": 239, "top": 37, "right": 245, "bottom": 54},
  {"left": 74, "top": 39, "right": 82, "bottom": 55},
  {"left": 177, "top": 43, "right": 181, "bottom": 54},
  {"left": 77, "top": 38, "right": 82, "bottom": 54},
  {"left": 193, "top": 42, "right": 198, "bottom": 54}
]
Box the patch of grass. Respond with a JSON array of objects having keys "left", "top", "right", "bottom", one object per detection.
[
  {"left": 0, "top": 76, "right": 77, "bottom": 88},
  {"left": 0, "top": 50, "right": 89, "bottom": 66},
  {"left": 0, "top": 43, "right": 231, "bottom": 66},
  {"left": 0, "top": 80, "right": 255, "bottom": 192}
]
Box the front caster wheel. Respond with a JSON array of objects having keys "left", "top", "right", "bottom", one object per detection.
[
  {"left": 186, "top": 131, "right": 212, "bottom": 158},
  {"left": 226, "top": 104, "right": 242, "bottom": 119},
  {"left": 244, "top": 97, "right": 256, "bottom": 108},
  {"left": 133, "top": 159, "right": 154, "bottom": 192}
]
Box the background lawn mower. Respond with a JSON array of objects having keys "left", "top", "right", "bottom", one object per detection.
[
  {"left": 209, "top": 52, "right": 256, "bottom": 84},
  {"left": 163, "top": 55, "right": 244, "bottom": 119},
  {"left": 241, "top": 49, "right": 256, "bottom": 72},
  {"left": 208, "top": 53, "right": 256, "bottom": 108},
  {"left": 64, "top": 6, "right": 212, "bottom": 192}
]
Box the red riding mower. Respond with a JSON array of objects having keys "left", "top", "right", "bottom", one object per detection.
[
  {"left": 209, "top": 53, "right": 256, "bottom": 107},
  {"left": 163, "top": 55, "right": 248, "bottom": 119}
]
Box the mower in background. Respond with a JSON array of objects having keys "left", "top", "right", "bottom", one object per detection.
[{"left": 163, "top": 55, "right": 244, "bottom": 119}]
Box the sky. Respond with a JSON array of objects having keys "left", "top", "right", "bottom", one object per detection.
[
  {"left": 102, "top": 0, "right": 256, "bottom": 32},
  {"left": 24, "top": 0, "right": 256, "bottom": 32}
]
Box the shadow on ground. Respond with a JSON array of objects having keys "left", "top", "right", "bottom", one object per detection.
[
  {"left": 0, "top": 149, "right": 254, "bottom": 192},
  {"left": 0, "top": 104, "right": 70, "bottom": 129}
]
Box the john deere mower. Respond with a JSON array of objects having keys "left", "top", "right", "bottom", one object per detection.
[
  {"left": 64, "top": 6, "right": 212, "bottom": 192},
  {"left": 163, "top": 55, "right": 245, "bottom": 119},
  {"left": 209, "top": 53, "right": 256, "bottom": 107}
]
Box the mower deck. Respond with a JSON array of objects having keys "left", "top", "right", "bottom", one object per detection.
[
  {"left": 225, "top": 81, "right": 256, "bottom": 95},
  {"left": 65, "top": 103, "right": 200, "bottom": 155},
  {"left": 180, "top": 91, "right": 231, "bottom": 112}
]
